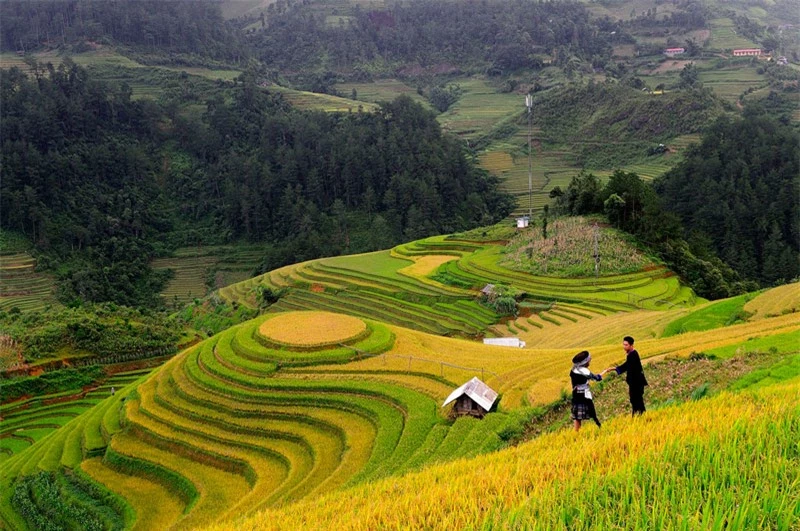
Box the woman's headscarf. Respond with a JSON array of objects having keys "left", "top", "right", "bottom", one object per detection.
[{"left": 572, "top": 350, "right": 591, "bottom": 367}]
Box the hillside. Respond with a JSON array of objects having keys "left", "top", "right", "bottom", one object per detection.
[
  {"left": 2, "top": 0, "right": 799, "bottom": 525},
  {"left": 1, "top": 226, "right": 797, "bottom": 527},
  {"left": 1, "top": 291, "right": 797, "bottom": 528},
  {"left": 210, "top": 377, "right": 800, "bottom": 530}
]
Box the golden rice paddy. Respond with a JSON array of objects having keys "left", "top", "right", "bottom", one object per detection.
[
  {"left": 744, "top": 282, "right": 800, "bottom": 319},
  {"left": 258, "top": 311, "right": 367, "bottom": 347},
  {"left": 397, "top": 255, "right": 458, "bottom": 278}
]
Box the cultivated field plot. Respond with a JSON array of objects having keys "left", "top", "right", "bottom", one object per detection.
[
  {"left": 479, "top": 134, "right": 581, "bottom": 217},
  {"left": 156, "top": 66, "right": 241, "bottom": 81},
  {"left": 476, "top": 115, "right": 690, "bottom": 215},
  {"left": 0, "top": 369, "right": 151, "bottom": 463},
  {"left": 437, "top": 78, "right": 523, "bottom": 140},
  {"left": 220, "top": 0, "right": 276, "bottom": 19},
  {"left": 0, "top": 252, "right": 56, "bottom": 313},
  {"left": 708, "top": 18, "right": 760, "bottom": 50},
  {"left": 0, "top": 48, "right": 141, "bottom": 71},
  {"left": 335, "top": 79, "right": 431, "bottom": 107},
  {"left": 152, "top": 245, "right": 264, "bottom": 306},
  {"left": 744, "top": 282, "right": 800, "bottom": 320},
  {"left": 267, "top": 85, "right": 378, "bottom": 112},
  {"left": 582, "top": 0, "right": 681, "bottom": 21},
  {"left": 698, "top": 65, "right": 766, "bottom": 102},
  {"left": 0, "top": 311, "right": 517, "bottom": 529},
  {"left": 222, "top": 232, "right": 699, "bottom": 342}
]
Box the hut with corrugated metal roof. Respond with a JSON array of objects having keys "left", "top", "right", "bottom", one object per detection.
[{"left": 442, "top": 377, "right": 498, "bottom": 418}]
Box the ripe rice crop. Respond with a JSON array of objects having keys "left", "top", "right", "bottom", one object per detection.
[
  {"left": 396, "top": 255, "right": 459, "bottom": 280},
  {"left": 519, "top": 307, "right": 690, "bottom": 348},
  {"left": 744, "top": 282, "right": 800, "bottom": 319},
  {"left": 258, "top": 311, "right": 368, "bottom": 348},
  {"left": 81, "top": 457, "right": 183, "bottom": 530},
  {"left": 207, "top": 378, "right": 800, "bottom": 531}
]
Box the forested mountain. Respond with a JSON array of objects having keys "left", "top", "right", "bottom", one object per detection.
[
  {"left": 255, "top": 0, "right": 628, "bottom": 77},
  {"left": 0, "top": 0, "right": 245, "bottom": 64},
  {"left": 0, "top": 62, "right": 513, "bottom": 306},
  {"left": 655, "top": 111, "right": 800, "bottom": 286}
]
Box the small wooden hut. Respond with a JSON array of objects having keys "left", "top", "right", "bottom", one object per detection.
[{"left": 442, "top": 377, "right": 498, "bottom": 418}]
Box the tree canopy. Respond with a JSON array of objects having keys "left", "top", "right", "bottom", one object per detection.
[
  {"left": 1, "top": 63, "right": 514, "bottom": 306},
  {"left": 654, "top": 110, "right": 800, "bottom": 286}
]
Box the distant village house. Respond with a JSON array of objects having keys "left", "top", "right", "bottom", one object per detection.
[
  {"left": 516, "top": 216, "right": 530, "bottom": 228},
  {"left": 664, "top": 47, "right": 685, "bottom": 56},
  {"left": 442, "top": 377, "right": 498, "bottom": 418},
  {"left": 732, "top": 49, "right": 761, "bottom": 57}
]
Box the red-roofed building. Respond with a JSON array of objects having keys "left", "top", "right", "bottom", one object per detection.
[
  {"left": 664, "top": 47, "right": 685, "bottom": 56},
  {"left": 733, "top": 49, "right": 761, "bottom": 57}
]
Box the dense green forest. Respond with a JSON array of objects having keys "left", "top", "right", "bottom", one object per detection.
[
  {"left": 254, "top": 0, "right": 628, "bottom": 79},
  {"left": 655, "top": 111, "right": 800, "bottom": 286},
  {"left": 0, "top": 62, "right": 514, "bottom": 306},
  {"left": 0, "top": 0, "right": 245, "bottom": 65}
]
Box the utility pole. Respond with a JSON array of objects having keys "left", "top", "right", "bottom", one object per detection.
[
  {"left": 593, "top": 222, "right": 601, "bottom": 281},
  {"left": 525, "top": 93, "right": 533, "bottom": 221}
]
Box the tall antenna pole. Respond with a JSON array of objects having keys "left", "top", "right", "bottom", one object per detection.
[
  {"left": 593, "top": 222, "right": 601, "bottom": 281},
  {"left": 525, "top": 94, "right": 533, "bottom": 220}
]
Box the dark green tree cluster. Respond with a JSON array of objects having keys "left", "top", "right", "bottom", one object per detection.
[
  {"left": 0, "top": 0, "right": 244, "bottom": 63},
  {"left": 180, "top": 85, "right": 514, "bottom": 269},
  {"left": 255, "top": 0, "right": 624, "bottom": 76},
  {"left": 655, "top": 110, "right": 800, "bottom": 286},
  {"left": 625, "top": 1, "right": 707, "bottom": 34},
  {"left": 1, "top": 63, "right": 514, "bottom": 305},
  {"left": 0, "top": 304, "right": 181, "bottom": 361},
  {"left": 1, "top": 61, "right": 171, "bottom": 306}
]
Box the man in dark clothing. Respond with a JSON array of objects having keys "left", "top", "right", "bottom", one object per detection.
[{"left": 607, "top": 336, "right": 648, "bottom": 415}]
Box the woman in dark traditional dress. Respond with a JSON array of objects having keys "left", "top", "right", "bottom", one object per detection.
[{"left": 570, "top": 350, "right": 604, "bottom": 431}]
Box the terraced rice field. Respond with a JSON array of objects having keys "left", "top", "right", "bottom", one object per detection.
[
  {"left": 0, "top": 369, "right": 151, "bottom": 463},
  {"left": 744, "top": 282, "right": 800, "bottom": 320},
  {"left": 210, "top": 377, "right": 800, "bottom": 530},
  {"left": 479, "top": 135, "right": 580, "bottom": 217},
  {"left": 0, "top": 48, "right": 141, "bottom": 71},
  {"left": 436, "top": 78, "right": 523, "bottom": 140},
  {"left": 267, "top": 85, "right": 378, "bottom": 113},
  {"left": 152, "top": 245, "right": 264, "bottom": 306},
  {"left": 335, "top": 79, "right": 430, "bottom": 107},
  {"left": 477, "top": 123, "right": 688, "bottom": 216},
  {"left": 698, "top": 65, "right": 766, "bottom": 103},
  {"left": 0, "top": 311, "right": 521, "bottom": 529},
  {"left": 0, "top": 252, "right": 56, "bottom": 313},
  {"left": 2, "top": 289, "right": 797, "bottom": 529},
  {"left": 708, "top": 18, "right": 760, "bottom": 50},
  {"left": 219, "top": 234, "right": 697, "bottom": 343}
]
